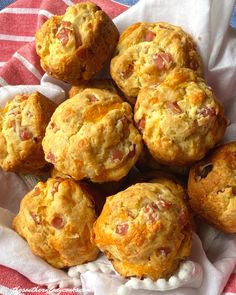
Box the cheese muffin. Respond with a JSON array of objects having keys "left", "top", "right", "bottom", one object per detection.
[
  {"left": 93, "top": 182, "right": 192, "bottom": 280},
  {"left": 43, "top": 88, "right": 143, "bottom": 182},
  {"left": 69, "top": 79, "right": 120, "bottom": 98},
  {"left": 36, "top": 2, "right": 119, "bottom": 84},
  {"left": 0, "top": 92, "right": 56, "bottom": 173},
  {"left": 134, "top": 68, "right": 227, "bottom": 166},
  {"left": 13, "top": 178, "right": 99, "bottom": 268},
  {"left": 188, "top": 142, "right": 236, "bottom": 233},
  {"left": 110, "top": 22, "right": 202, "bottom": 104}
]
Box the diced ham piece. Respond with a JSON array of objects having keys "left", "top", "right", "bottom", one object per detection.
[
  {"left": 87, "top": 95, "right": 98, "bottom": 102},
  {"left": 112, "top": 149, "right": 124, "bottom": 161},
  {"left": 32, "top": 187, "right": 41, "bottom": 197},
  {"left": 138, "top": 117, "right": 146, "bottom": 130},
  {"left": 51, "top": 216, "right": 64, "bottom": 229},
  {"left": 156, "top": 199, "right": 172, "bottom": 210},
  {"left": 57, "top": 28, "right": 71, "bottom": 46},
  {"left": 47, "top": 151, "right": 56, "bottom": 163},
  {"left": 154, "top": 52, "right": 173, "bottom": 70},
  {"left": 144, "top": 203, "right": 159, "bottom": 223},
  {"left": 116, "top": 223, "right": 129, "bottom": 235},
  {"left": 166, "top": 101, "right": 182, "bottom": 114},
  {"left": 144, "top": 30, "right": 156, "bottom": 42},
  {"left": 20, "top": 129, "right": 32, "bottom": 141},
  {"left": 198, "top": 107, "right": 216, "bottom": 118},
  {"left": 121, "top": 64, "right": 134, "bottom": 79}
]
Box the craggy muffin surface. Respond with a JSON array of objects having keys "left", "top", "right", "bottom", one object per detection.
[
  {"left": 36, "top": 2, "right": 119, "bottom": 84},
  {"left": 0, "top": 92, "right": 56, "bottom": 173},
  {"left": 94, "top": 182, "right": 192, "bottom": 280},
  {"left": 188, "top": 142, "right": 236, "bottom": 233},
  {"left": 134, "top": 68, "right": 227, "bottom": 166},
  {"left": 69, "top": 79, "right": 120, "bottom": 98},
  {"left": 13, "top": 177, "right": 99, "bottom": 268},
  {"left": 110, "top": 22, "right": 202, "bottom": 103},
  {"left": 43, "top": 88, "right": 142, "bottom": 182}
]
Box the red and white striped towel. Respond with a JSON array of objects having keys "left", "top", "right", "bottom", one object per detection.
[
  {"left": 0, "top": 0, "right": 127, "bottom": 86},
  {"left": 0, "top": 1, "right": 235, "bottom": 295}
]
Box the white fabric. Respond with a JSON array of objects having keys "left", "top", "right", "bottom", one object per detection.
[
  {"left": 0, "top": 208, "right": 69, "bottom": 285},
  {"left": 0, "top": 0, "right": 235, "bottom": 294},
  {"left": 70, "top": 232, "right": 236, "bottom": 295},
  {"left": 0, "top": 75, "right": 66, "bottom": 106},
  {"left": 68, "top": 248, "right": 203, "bottom": 293}
]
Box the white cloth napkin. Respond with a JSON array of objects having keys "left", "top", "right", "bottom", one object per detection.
[
  {"left": 77, "top": 231, "right": 236, "bottom": 295},
  {"left": 0, "top": 0, "right": 236, "bottom": 294}
]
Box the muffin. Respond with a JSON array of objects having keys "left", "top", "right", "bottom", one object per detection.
[
  {"left": 93, "top": 182, "right": 192, "bottom": 280},
  {"left": 69, "top": 79, "right": 119, "bottom": 98},
  {"left": 0, "top": 92, "right": 56, "bottom": 173},
  {"left": 188, "top": 142, "right": 236, "bottom": 233},
  {"left": 134, "top": 68, "right": 227, "bottom": 166},
  {"left": 13, "top": 178, "right": 99, "bottom": 268},
  {"left": 36, "top": 2, "right": 119, "bottom": 84},
  {"left": 43, "top": 88, "right": 143, "bottom": 182},
  {"left": 110, "top": 22, "right": 202, "bottom": 103}
]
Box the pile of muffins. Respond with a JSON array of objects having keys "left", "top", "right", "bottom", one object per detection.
[{"left": 0, "top": 1, "right": 234, "bottom": 281}]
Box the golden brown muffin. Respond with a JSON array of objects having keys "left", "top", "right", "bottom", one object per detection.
[
  {"left": 69, "top": 79, "right": 119, "bottom": 98},
  {"left": 110, "top": 22, "right": 202, "bottom": 104},
  {"left": 93, "top": 182, "right": 192, "bottom": 280},
  {"left": 134, "top": 68, "right": 227, "bottom": 166},
  {"left": 0, "top": 92, "right": 56, "bottom": 173},
  {"left": 36, "top": 2, "right": 119, "bottom": 84},
  {"left": 13, "top": 178, "right": 99, "bottom": 268},
  {"left": 188, "top": 142, "right": 236, "bottom": 233},
  {"left": 43, "top": 88, "right": 143, "bottom": 183}
]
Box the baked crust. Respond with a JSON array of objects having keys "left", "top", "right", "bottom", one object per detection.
[
  {"left": 36, "top": 2, "right": 119, "bottom": 84},
  {"left": 93, "top": 181, "right": 192, "bottom": 280},
  {"left": 69, "top": 79, "right": 120, "bottom": 98},
  {"left": 134, "top": 68, "right": 227, "bottom": 166},
  {"left": 0, "top": 92, "right": 56, "bottom": 173},
  {"left": 43, "top": 88, "right": 143, "bottom": 182},
  {"left": 110, "top": 22, "right": 202, "bottom": 103},
  {"left": 13, "top": 177, "right": 99, "bottom": 268},
  {"left": 188, "top": 142, "right": 236, "bottom": 233}
]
